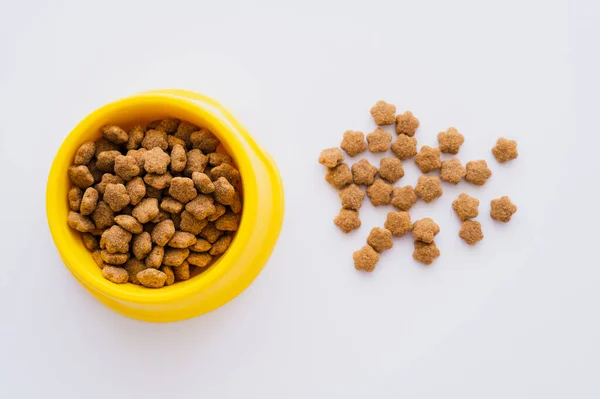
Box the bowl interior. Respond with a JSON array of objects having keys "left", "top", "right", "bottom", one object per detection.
[{"left": 47, "top": 94, "right": 255, "bottom": 302}]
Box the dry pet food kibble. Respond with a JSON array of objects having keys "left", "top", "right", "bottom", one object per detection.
[
  {"left": 378, "top": 158, "right": 404, "bottom": 183},
  {"left": 340, "top": 131, "right": 367, "bottom": 157},
  {"left": 465, "top": 160, "right": 492, "bottom": 186},
  {"left": 412, "top": 241, "right": 440, "bottom": 265},
  {"left": 366, "top": 128, "right": 392, "bottom": 152},
  {"left": 437, "top": 127, "right": 464, "bottom": 154},
  {"left": 415, "top": 176, "right": 443, "bottom": 203},
  {"left": 334, "top": 209, "right": 361, "bottom": 233},
  {"left": 391, "top": 134, "right": 417, "bottom": 160},
  {"left": 325, "top": 163, "right": 353, "bottom": 189},
  {"left": 492, "top": 138, "right": 518, "bottom": 163},
  {"left": 366, "top": 179, "right": 392, "bottom": 206},
  {"left": 66, "top": 119, "right": 243, "bottom": 288},
  {"left": 353, "top": 245, "right": 379, "bottom": 272},
  {"left": 459, "top": 220, "right": 484, "bottom": 245},
  {"left": 452, "top": 193, "right": 479, "bottom": 220},
  {"left": 384, "top": 211, "right": 413, "bottom": 237},
  {"left": 339, "top": 184, "right": 365, "bottom": 210},
  {"left": 490, "top": 196, "right": 517, "bottom": 222},
  {"left": 391, "top": 186, "right": 417, "bottom": 211},
  {"left": 440, "top": 159, "right": 466, "bottom": 184},
  {"left": 395, "top": 111, "right": 419, "bottom": 136},
  {"left": 351, "top": 159, "right": 377, "bottom": 186},
  {"left": 367, "top": 227, "right": 393, "bottom": 253},
  {"left": 412, "top": 218, "right": 440, "bottom": 243},
  {"left": 414, "top": 146, "right": 441, "bottom": 173},
  {"left": 370, "top": 101, "right": 396, "bottom": 126},
  {"left": 319, "top": 148, "right": 344, "bottom": 168}
]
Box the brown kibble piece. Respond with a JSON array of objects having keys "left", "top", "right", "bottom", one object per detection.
[
  {"left": 326, "top": 163, "right": 353, "bottom": 189},
  {"left": 230, "top": 191, "right": 242, "bottom": 214},
  {"left": 384, "top": 211, "right": 413, "bottom": 237},
  {"left": 123, "top": 258, "right": 146, "bottom": 284},
  {"left": 437, "top": 127, "right": 465, "bottom": 154},
  {"left": 415, "top": 176, "right": 443, "bottom": 203},
  {"left": 378, "top": 157, "right": 404, "bottom": 183},
  {"left": 163, "top": 248, "right": 190, "bottom": 266},
  {"left": 160, "top": 197, "right": 183, "bottom": 214},
  {"left": 367, "top": 227, "right": 393, "bottom": 253},
  {"left": 144, "top": 172, "right": 172, "bottom": 190},
  {"left": 169, "top": 177, "right": 197, "bottom": 203},
  {"left": 143, "top": 147, "right": 171, "bottom": 174},
  {"left": 210, "top": 235, "right": 233, "bottom": 256},
  {"left": 92, "top": 250, "right": 104, "bottom": 269},
  {"left": 339, "top": 184, "right": 364, "bottom": 210},
  {"left": 142, "top": 129, "right": 168, "bottom": 151},
  {"left": 395, "top": 111, "right": 419, "bottom": 136},
  {"left": 465, "top": 160, "right": 492, "bottom": 186},
  {"left": 132, "top": 232, "right": 152, "bottom": 260},
  {"left": 174, "top": 121, "right": 198, "bottom": 147},
  {"left": 192, "top": 172, "right": 215, "bottom": 194},
  {"left": 213, "top": 177, "right": 235, "bottom": 205},
  {"left": 74, "top": 142, "right": 96, "bottom": 165},
  {"left": 94, "top": 138, "right": 120, "bottom": 156},
  {"left": 173, "top": 261, "right": 190, "bottom": 281},
  {"left": 167, "top": 135, "right": 186, "bottom": 150},
  {"left": 127, "top": 148, "right": 147, "bottom": 170},
  {"left": 91, "top": 201, "right": 114, "bottom": 229},
  {"left": 351, "top": 160, "right": 377, "bottom": 186},
  {"left": 160, "top": 265, "right": 175, "bottom": 286},
  {"left": 459, "top": 220, "right": 484, "bottom": 245},
  {"left": 353, "top": 245, "right": 379, "bottom": 272},
  {"left": 187, "top": 253, "right": 212, "bottom": 268},
  {"left": 208, "top": 152, "right": 232, "bottom": 166},
  {"left": 96, "top": 151, "right": 121, "bottom": 173},
  {"left": 82, "top": 233, "right": 99, "bottom": 251},
  {"left": 88, "top": 160, "right": 103, "bottom": 182},
  {"left": 100, "top": 250, "right": 129, "bottom": 265},
  {"left": 340, "top": 130, "right": 367, "bottom": 157},
  {"left": 126, "top": 125, "right": 145, "bottom": 150},
  {"left": 490, "top": 196, "right": 517, "bottom": 223},
  {"left": 170, "top": 143, "right": 187, "bottom": 172},
  {"left": 184, "top": 149, "right": 209, "bottom": 176},
  {"left": 156, "top": 118, "right": 180, "bottom": 133},
  {"left": 145, "top": 245, "right": 164, "bottom": 268},
  {"left": 126, "top": 177, "right": 146, "bottom": 206},
  {"left": 370, "top": 101, "right": 396, "bottom": 126},
  {"left": 214, "top": 211, "right": 240, "bottom": 231},
  {"left": 168, "top": 231, "right": 197, "bottom": 248},
  {"left": 210, "top": 163, "right": 241, "bottom": 186},
  {"left": 102, "top": 265, "right": 129, "bottom": 283},
  {"left": 334, "top": 209, "right": 361, "bottom": 233},
  {"left": 207, "top": 203, "right": 227, "bottom": 222},
  {"left": 366, "top": 179, "right": 392, "bottom": 206},
  {"left": 101, "top": 225, "right": 132, "bottom": 254},
  {"left": 80, "top": 187, "right": 98, "bottom": 216},
  {"left": 68, "top": 187, "right": 83, "bottom": 211},
  {"left": 391, "top": 134, "right": 417, "bottom": 160},
  {"left": 190, "top": 239, "right": 211, "bottom": 253},
  {"left": 391, "top": 186, "right": 417, "bottom": 211},
  {"left": 319, "top": 148, "right": 344, "bottom": 168},
  {"left": 137, "top": 268, "right": 167, "bottom": 288},
  {"left": 492, "top": 138, "right": 518, "bottom": 163},
  {"left": 67, "top": 211, "right": 96, "bottom": 232},
  {"left": 191, "top": 129, "right": 220, "bottom": 153},
  {"left": 412, "top": 218, "right": 440, "bottom": 243},
  {"left": 452, "top": 193, "right": 480, "bottom": 220},
  {"left": 440, "top": 159, "right": 466, "bottom": 184},
  {"left": 132, "top": 198, "right": 160, "bottom": 224},
  {"left": 151, "top": 219, "right": 175, "bottom": 247},
  {"left": 185, "top": 195, "right": 216, "bottom": 220},
  {"left": 69, "top": 165, "right": 94, "bottom": 188},
  {"left": 151, "top": 210, "right": 170, "bottom": 224},
  {"left": 102, "top": 125, "right": 128, "bottom": 144},
  {"left": 414, "top": 146, "right": 441, "bottom": 173},
  {"left": 95, "top": 174, "right": 124, "bottom": 196},
  {"left": 180, "top": 210, "right": 208, "bottom": 235},
  {"left": 114, "top": 215, "right": 143, "bottom": 234},
  {"left": 413, "top": 241, "right": 440, "bottom": 265},
  {"left": 103, "top": 183, "right": 130, "bottom": 212},
  {"left": 114, "top": 155, "right": 140, "bottom": 181},
  {"left": 367, "top": 128, "right": 392, "bottom": 152}
]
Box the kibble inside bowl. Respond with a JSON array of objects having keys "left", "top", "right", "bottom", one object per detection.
[{"left": 47, "top": 90, "right": 284, "bottom": 322}]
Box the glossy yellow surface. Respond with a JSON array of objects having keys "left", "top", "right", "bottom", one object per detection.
[{"left": 46, "top": 90, "right": 284, "bottom": 322}]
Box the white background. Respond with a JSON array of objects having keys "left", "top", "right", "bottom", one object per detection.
[{"left": 1, "top": 0, "right": 599, "bottom": 398}]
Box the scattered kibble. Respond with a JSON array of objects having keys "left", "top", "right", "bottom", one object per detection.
[
  {"left": 459, "top": 220, "right": 484, "bottom": 245},
  {"left": 391, "top": 186, "right": 417, "bottom": 211},
  {"left": 319, "top": 148, "right": 345, "bottom": 168},
  {"left": 437, "top": 127, "right": 464, "bottom": 154},
  {"left": 340, "top": 131, "right": 367, "bottom": 157},
  {"left": 440, "top": 158, "right": 466, "bottom": 184},
  {"left": 353, "top": 245, "right": 379, "bottom": 272},
  {"left": 391, "top": 134, "right": 417, "bottom": 160},
  {"left": 370, "top": 101, "right": 396, "bottom": 126},
  {"left": 378, "top": 157, "right": 404, "bottom": 183},
  {"left": 366, "top": 128, "right": 392, "bottom": 152},
  {"left": 325, "top": 163, "right": 353, "bottom": 189},
  {"left": 414, "top": 146, "right": 441, "bottom": 173},
  {"left": 351, "top": 159, "right": 378, "bottom": 186},
  {"left": 339, "top": 184, "right": 365, "bottom": 210},
  {"left": 395, "top": 111, "right": 419, "bottom": 136},
  {"left": 414, "top": 176, "right": 442, "bottom": 203},
  {"left": 452, "top": 193, "right": 479, "bottom": 220},
  {"left": 490, "top": 196, "right": 517, "bottom": 222},
  {"left": 492, "top": 138, "right": 518, "bottom": 163},
  {"left": 334, "top": 209, "right": 361, "bottom": 233},
  {"left": 66, "top": 119, "right": 243, "bottom": 288},
  {"left": 384, "top": 211, "right": 413, "bottom": 237},
  {"left": 412, "top": 218, "right": 440, "bottom": 243},
  {"left": 412, "top": 240, "right": 440, "bottom": 265},
  {"left": 465, "top": 160, "right": 492, "bottom": 186},
  {"left": 366, "top": 179, "right": 392, "bottom": 206},
  {"left": 367, "top": 227, "right": 394, "bottom": 253}
]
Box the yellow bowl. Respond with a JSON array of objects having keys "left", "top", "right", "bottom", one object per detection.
[{"left": 46, "top": 89, "right": 285, "bottom": 322}]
